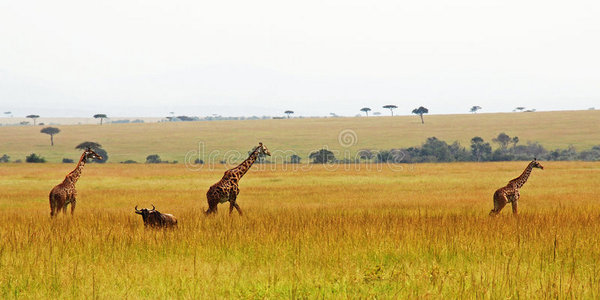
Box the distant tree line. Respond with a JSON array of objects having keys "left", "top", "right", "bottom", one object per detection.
[{"left": 308, "top": 132, "right": 600, "bottom": 164}]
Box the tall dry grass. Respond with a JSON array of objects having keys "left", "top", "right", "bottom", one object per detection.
[{"left": 0, "top": 162, "right": 599, "bottom": 298}]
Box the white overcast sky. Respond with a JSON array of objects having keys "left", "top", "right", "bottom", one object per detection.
[{"left": 1, "top": 0, "right": 599, "bottom": 117}]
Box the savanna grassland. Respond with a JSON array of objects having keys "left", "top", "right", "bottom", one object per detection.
[
  {"left": 1, "top": 110, "right": 599, "bottom": 162},
  {"left": 1, "top": 162, "right": 599, "bottom": 298}
]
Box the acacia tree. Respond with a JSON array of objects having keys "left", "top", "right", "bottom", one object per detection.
[
  {"left": 412, "top": 106, "right": 429, "bottom": 124},
  {"left": 284, "top": 110, "right": 294, "bottom": 119},
  {"left": 383, "top": 105, "right": 398, "bottom": 116},
  {"left": 470, "top": 106, "right": 482, "bottom": 113},
  {"left": 26, "top": 114, "right": 39, "bottom": 126},
  {"left": 40, "top": 127, "right": 60, "bottom": 146},
  {"left": 75, "top": 141, "right": 108, "bottom": 163},
  {"left": 93, "top": 114, "right": 107, "bottom": 125},
  {"left": 360, "top": 107, "right": 371, "bottom": 116}
]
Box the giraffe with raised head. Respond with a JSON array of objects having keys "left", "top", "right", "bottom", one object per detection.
[
  {"left": 205, "top": 142, "right": 271, "bottom": 215},
  {"left": 49, "top": 148, "right": 103, "bottom": 217},
  {"left": 489, "top": 158, "right": 544, "bottom": 216}
]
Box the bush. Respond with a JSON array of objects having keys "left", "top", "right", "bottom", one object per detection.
[
  {"left": 26, "top": 153, "right": 46, "bottom": 163},
  {"left": 376, "top": 149, "right": 405, "bottom": 163},
  {"left": 194, "top": 158, "right": 204, "bottom": 164},
  {"left": 309, "top": 149, "right": 336, "bottom": 164},
  {"left": 121, "top": 160, "right": 138, "bottom": 164},
  {"left": 146, "top": 154, "right": 162, "bottom": 164},
  {"left": 62, "top": 158, "right": 74, "bottom": 163},
  {"left": 289, "top": 155, "right": 301, "bottom": 164},
  {"left": 0, "top": 154, "right": 9, "bottom": 163}
]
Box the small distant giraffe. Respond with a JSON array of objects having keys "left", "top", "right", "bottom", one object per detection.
[
  {"left": 205, "top": 142, "right": 271, "bottom": 215},
  {"left": 489, "top": 159, "right": 544, "bottom": 216},
  {"left": 49, "top": 148, "right": 102, "bottom": 217}
]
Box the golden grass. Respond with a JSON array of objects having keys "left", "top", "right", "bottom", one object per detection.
[
  {"left": 0, "top": 110, "right": 599, "bottom": 162},
  {"left": 0, "top": 162, "right": 599, "bottom": 298}
]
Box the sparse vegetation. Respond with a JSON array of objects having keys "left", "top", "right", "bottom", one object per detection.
[
  {"left": 412, "top": 106, "right": 429, "bottom": 124},
  {"left": 26, "top": 114, "right": 39, "bottom": 126},
  {"left": 25, "top": 153, "right": 45, "bottom": 163},
  {"left": 93, "top": 114, "right": 107, "bottom": 125},
  {"left": 360, "top": 107, "right": 371, "bottom": 117},
  {"left": 382, "top": 105, "right": 397, "bottom": 116},
  {"left": 146, "top": 154, "right": 162, "bottom": 163},
  {"left": 40, "top": 126, "right": 60, "bottom": 146},
  {"left": 309, "top": 148, "right": 336, "bottom": 163},
  {"left": 62, "top": 158, "right": 74, "bottom": 163}
]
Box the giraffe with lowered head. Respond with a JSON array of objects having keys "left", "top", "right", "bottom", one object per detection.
[
  {"left": 489, "top": 158, "right": 544, "bottom": 216},
  {"left": 49, "top": 148, "right": 103, "bottom": 217},
  {"left": 205, "top": 142, "right": 271, "bottom": 215}
]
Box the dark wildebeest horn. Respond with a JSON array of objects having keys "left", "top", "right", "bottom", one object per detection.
[
  {"left": 151, "top": 204, "right": 156, "bottom": 211},
  {"left": 135, "top": 205, "right": 141, "bottom": 212}
]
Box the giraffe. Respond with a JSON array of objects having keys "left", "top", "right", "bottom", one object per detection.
[
  {"left": 49, "top": 148, "right": 102, "bottom": 217},
  {"left": 489, "top": 159, "right": 544, "bottom": 216},
  {"left": 205, "top": 142, "right": 271, "bottom": 215}
]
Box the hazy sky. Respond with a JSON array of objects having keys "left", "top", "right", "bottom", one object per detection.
[{"left": 1, "top": 0, "right": 599, "bottom": 117}]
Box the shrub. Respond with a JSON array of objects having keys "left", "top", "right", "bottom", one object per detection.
[
  {"left": 26, "top": 153, "right": 46, "bottom": 163},
  {"left": 121, "top": 160, "right": 138, "bottom": 164},
  {"left": 146, "top": 154, "right": 162, "bottom": 164},
  {"left": 62, "top": 158, "right": 74, "bottom": 163},
  {"left": 194, "top": 159, "right": 204, "bottom": 164},
  {"left": 289, "top": 155, "right": 301, "bottom": 164},
  {"left": 309, "top": 149, "right": 336, "bottom": 164},
  {"left": 0, "top": 154, "right": 9, "bottom": 163}
]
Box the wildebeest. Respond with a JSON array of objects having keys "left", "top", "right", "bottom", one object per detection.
[{"left": 134, "top": 205, "right": 177, "bottom": 228}]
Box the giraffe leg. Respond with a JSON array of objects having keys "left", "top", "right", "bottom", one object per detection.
[
  {"left": 229, "top": 193, "right": 241, "bottom": 215},
  {"left": 511, "top": 200, "right": 518, "bottom": 215},
  {"left": 50, "top": 195, "right": 56, "bottom": 217},
  {"left": 489, "top": 194, "right": 507, "bottom": 216},
  {"left": 71, "top": 200, "right": 76, "bottom": 215},
  {"left": 233, "top": 203, "right": 243, "bottom": 216}
]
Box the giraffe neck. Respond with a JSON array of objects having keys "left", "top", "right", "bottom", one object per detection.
[
  {"left": 231, "top": 148, "right": 260, "bottom": 179},
  {"left": 509, "top": 162, "right": 534, "bottom": 189},
  {"left": 64, "top": 152, "right": 87, "bottom": 185}
]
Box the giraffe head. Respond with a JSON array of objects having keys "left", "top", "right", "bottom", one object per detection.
[
  {"left": 84, "top": 147, "right": 103, "bottom": 161},
  {"left": 257, "top": 142, "right": 271, "bottom": 156},
  {"left": 531, "top": 158, "right": 544, "bottom": 170}
]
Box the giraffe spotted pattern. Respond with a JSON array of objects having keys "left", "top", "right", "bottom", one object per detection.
[
  {"left": 205, "top": 142, "right": 271, "bottom": 215},
  {"left": 49, "top": 148, "right": 102, "bottom": 217},
  {"left": 489, "top": 159, "right": 544, "bottom": 216}
]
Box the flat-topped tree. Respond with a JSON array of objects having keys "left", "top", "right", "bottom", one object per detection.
[
  {"left": 75, "top": 142, "right": 108, "bottom": 163},
  {"left": 284, "top": 110, "right": 294, "bottom": 118},
  {"left": 383, "top": 105, "right": 397, "bottom": 116},
  {"left": 360, "top": 107, "right": 371, "bottom": 117},
  {"left": 26, "top": 114, "right": 39, "bottom": 126},
  {"left": 93, "top": 114, "right": 107, "bottom": 125},
  {"left": 40, "top": 127, "right": 60, "bottom": 146},
  {"left": 412, "top": 106, "right": 429, "bottom": 124}
]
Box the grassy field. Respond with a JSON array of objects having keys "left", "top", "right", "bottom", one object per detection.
[
  {"left": 0, "top": 110, "right": 599, "bottom": 163},
  {"left": 1, "top": 161, "right": 599, "bottom": 298}
]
